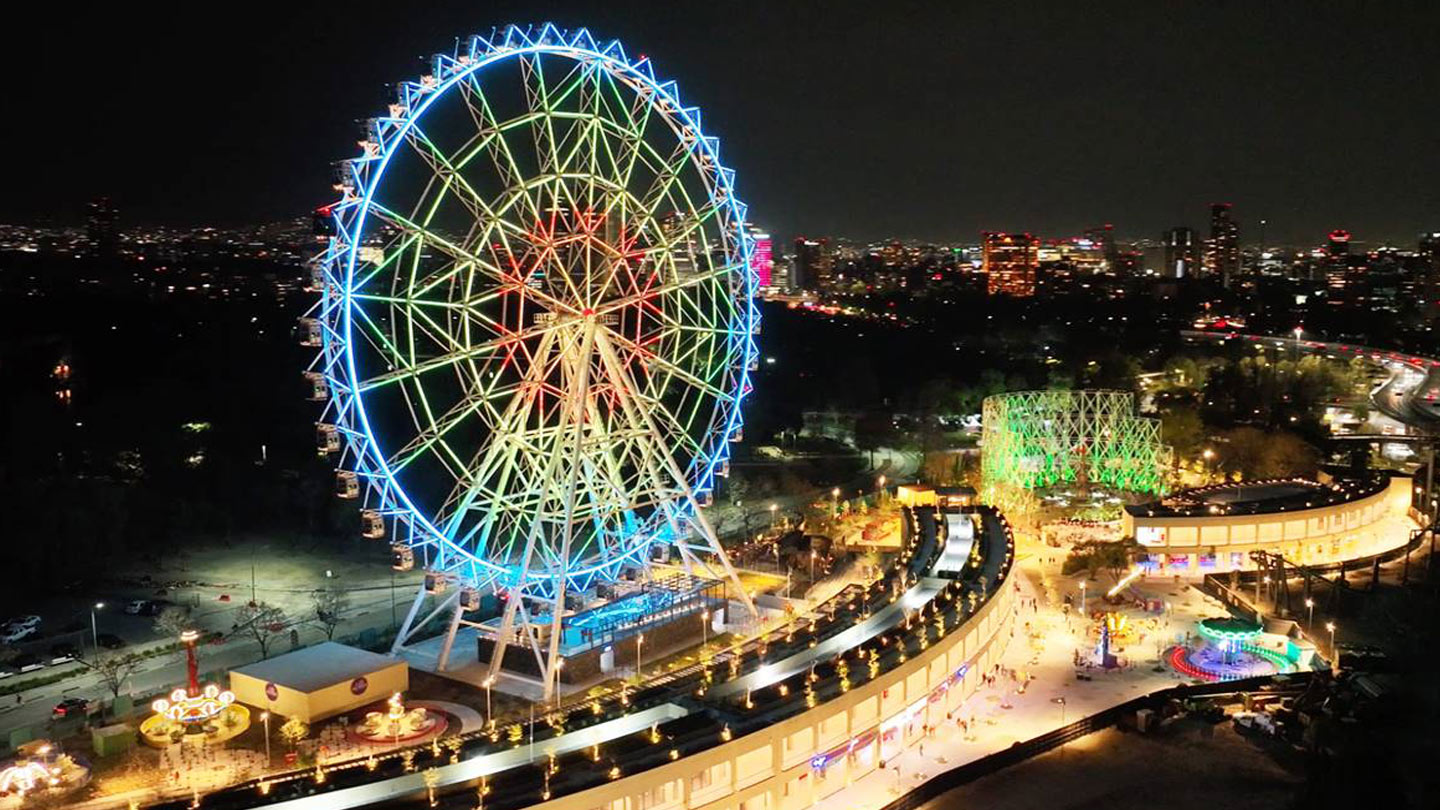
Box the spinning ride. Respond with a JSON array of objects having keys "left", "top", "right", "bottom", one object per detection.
[{"left": 305, "top": 24, "right": 760, "bottom": 698}]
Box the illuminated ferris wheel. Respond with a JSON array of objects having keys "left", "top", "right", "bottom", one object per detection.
[{"left": 303, "top": 23, "right": 759, "bottom": 691}]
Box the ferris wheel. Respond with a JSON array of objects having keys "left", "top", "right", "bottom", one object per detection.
[{"left": 304, "top": 24, "right": 759, "bottom": 691}]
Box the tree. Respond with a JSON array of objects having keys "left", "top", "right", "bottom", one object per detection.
[
  {"left": 79, "top": 652, "right": 145, "bottom": 710},
  {"left": 279, "top": 716, "right": 309, "bottom": 749},
  {"left": 234, "top": 601, "right": 289, "bottom": 659},
  {"left": 153, "top": 605, "right": 191, "bottom": 640},
  {"left": 312, "top": 583, "right": 351, "bottom": 640},
  {"left": 1160, "top": 407, "right": 1205, "bottom": 462}
]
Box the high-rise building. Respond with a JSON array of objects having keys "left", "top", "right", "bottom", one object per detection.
[
  {"left": 87, "top": 196, "right": 119, "bottom": 257},
  {"left": 792, "top": 237, "right": 833, "bottom": 291},
  {"left": 983, "top": 232, "right": 1039, "bottom": 297},
  {"left": 1163, "top": 227, "right": 1200, "bottom": 278},
  {"left": 1324, "top": 230, "right": 1366, "bottom": 307},
  {"left": 1083, "top": 224, "right": 1118, "bottom": 271},
  {"left": 746, "top": 226, "right": 773, "bottom": 290},
  {"left": 1203, "top": 203, "right": 1240, "bottom": 285},
  {"left": 1416, "top": 233, "right": 1440, "bottom": 320}
]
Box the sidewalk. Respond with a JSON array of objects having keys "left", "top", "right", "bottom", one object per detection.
[{"left": 812, "top": 549, "right": 1224, "bottom": 810}]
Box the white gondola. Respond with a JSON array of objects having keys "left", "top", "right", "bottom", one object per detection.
[
  {"left": 695, "top": 489, "right": 713, "bottom": 507},
  {"left": 424, "top": 572, "right": 447, "bottom": 594},
  {"left": 316, "top": 424, "right": 341, "bottom": 454},
  {"left": 360, "top": 509, "right": 385, "bottom": 539},
  {"left": 729, "top": 427, "right": 743, "bottom": 443},
  {"left": 304, "top": 371, "right": 329, "bottom": 401},
  {"left": 458, "top": 587, "right": 480, "bottom": 611},
  {"left": 390, "top": 543, "right": 414, "bottom": 572},
  {"left": 751, "top": 321, "right": 761, "bottom": 335},
  {"left": 306, "top": 262, "right": 326, "bottom": 291},
  {"left": 717, "top": 458, "right": 730, "bottom": 478},
  {"left": 746, "top": 357, "right": 759, "bottom": 372},
  {"left": 336, "top": 470, "right": 359, "bottom": 499},
  {"left": 298, "top": 317, "right": 322, "bottom": 347}
]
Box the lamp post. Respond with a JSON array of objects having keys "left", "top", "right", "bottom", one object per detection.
[
  {"left": 1292, "top": 326, "right": 1303, "bottom": 362},
  {"left": 701, "top": 610, "right": 709, "bottom": 652},
  {"left": 635, "top": 633, "right": 644, "bottom": 682},
  {"left": 1326, "top": 622, "right": 1337, "bottom": 669},
  {"left": 260, "top": 711, "right": 272, "bottom": 767},
  {"left": 1052, "top": 697, "right": 1067, "bottom": 756},
  {"left": 1305, "top": 598, "right": 1314, "bottom": 633},
  {"left": 877, "top": 475, "right": 886, "bottom": 505},
  {"left": 482, "top": 676, "right": 494, "bottom": 732},
  {"left": 1079, "top": 581, "right": 1086, "bottom": 615},
  {"left": 831, "top": 487, "right": 840, "bottom": 518},
  {"left": 810, "top": 550, "right": 817, "bottom": 583},
  {"left": 1202, "top": 448, "right": 1214, "bottom": 483},
  {"left": 89, "top": 602, "right": 104, "bottom": 659},
  {"left": 769, "top": 503, "right": 778, "bottom": 531}
]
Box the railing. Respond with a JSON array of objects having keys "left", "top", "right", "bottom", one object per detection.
[{"left": 877, "top": 672, "right": 1315, "bottom": 810}]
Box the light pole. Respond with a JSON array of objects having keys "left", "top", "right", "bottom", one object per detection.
[
  {"left": 1052, "top": 697, "right": 1067, "bottom": 756},
  {"left": 831, "top": 487, "right": 840, "bottom": 518},
  {"left": 769, "top": 503, "right": 778, "bottom": 531},
  {"left": 1305, "top": 598, "right": 1314, "bottom": 633},
  {"left": 483, "top": 676, "right": 494, "bottom": 731},
  {"left": 1292, "top": 326, "right": 1303, "bottom": 362},
  {"left": 260, "top": 711, "right": 272, "bottom": 767},
  {"left": 810, "top": 550, "right": 817, "bottom": 583},
  {"left": 877, "top": 475, "right": 886, "bottom": 505},
  {"left": 1079, "top": 581, "right": 1086, "bottom": 615},
  {"left": 1326, "top": 622, "right": 1337, "bottom": 669},
  {"left": 89, "top": 602, "right": 104, "bottom": 658},
  {"left": 1202, "top": 448, "right": 1214, "bottom": 483},
  {"left": 635, "top": 633, "right": 644, "bottom": 682},
  {"left": 701, "top": 610, "right": 709, "bottom": 652}
]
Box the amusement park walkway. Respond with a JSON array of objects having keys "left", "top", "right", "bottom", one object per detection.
[{"left": 810, "top": 547, "right": 1236, "bottom": 810}]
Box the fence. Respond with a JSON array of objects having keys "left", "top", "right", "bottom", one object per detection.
[{"left": 877, "top": 672, "right": 1314, "bottom": 810}]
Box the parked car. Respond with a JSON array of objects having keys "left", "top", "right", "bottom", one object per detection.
[
  {"left": 0, "top": 625, "right": 36, "bottom": 644},
  {"left": 4, "top": 615, "right": 40, "bottom": 631},
  {"left": 124, "top": 600, "right": 148, "bottom": 615},
  {"left": 52, "top": 697, "right": 90, "bottom": 719},
  {"left": 96, "top": 633, "right": 126, "bottom": 650}
]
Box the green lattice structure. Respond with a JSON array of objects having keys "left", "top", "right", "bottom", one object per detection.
[{"left": 980, "top": 390, "right": 1171, "bottom": 509}]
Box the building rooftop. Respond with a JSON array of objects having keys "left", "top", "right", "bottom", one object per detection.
[{"left": 229, "top": 642, "right": 402, "bottom": 693}]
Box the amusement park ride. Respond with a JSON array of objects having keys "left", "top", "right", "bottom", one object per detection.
[{"left": 303, "top": 24, "right": 762, "bottom": 700}]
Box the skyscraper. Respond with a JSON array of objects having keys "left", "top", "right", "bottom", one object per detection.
[
  {"left": 1203, "top": 203, "right": 1240, "bottom": 286},
  {"left": 746, "top": 227, "right": 774, "bottom": 290},
  {"left": 1324, "top": 229, "right": 1365, "bottom": 307},
  {"left": 792, "top": 237, "right": 832, "bottom": 291},
  {"left": 87, "top": 196, "right": 119, "bottom": 257},
  {"left": 983, "top": 232, "right": 1039, "bottom": 297},
  {"left": 1162, "top": 227, "right": 1200, "bottom": 278}
]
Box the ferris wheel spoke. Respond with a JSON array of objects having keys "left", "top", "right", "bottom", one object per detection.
[
  {"left": 402, "top": 125, "right": 533, "bottom": 255},
  {"left": 456, "top": 75, "right": 545, "bottom": 224},
  {"left": 357, "top": 318, "right": 562, "bottom": 394}
]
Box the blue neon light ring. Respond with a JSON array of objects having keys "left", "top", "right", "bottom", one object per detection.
[{"left": 307, "top": 24, "right": 759, "bottom": 596}]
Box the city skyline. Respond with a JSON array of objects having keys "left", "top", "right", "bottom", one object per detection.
[{"left": 6, "top": 1, "right": 1439, "bottom": 245}]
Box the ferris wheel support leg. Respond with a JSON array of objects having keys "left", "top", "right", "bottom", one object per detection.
[
  {"left": 436, "top": 595, "right": 468, "bottom": 672},
  {"left": 390, "top": 585, "right": 431, "bottom": 656},
  {"left": 592, "top": 330, "right": 759, "bottom": 622}
]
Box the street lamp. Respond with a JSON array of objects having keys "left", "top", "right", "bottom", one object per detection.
[
  {"left": 1305, "top": 598, "right": 1314, "bottom": 633},
  {"left": 1079, "top": 581, "right": 1086, "bottom": 614},
  {"left": 1202, "top": 448, "right": 1214, "bottom": 482},
  {"left": 260, "top": 711, "right": 272, "bottom": 767},
  {"left": 701, "top": 609, "right": 709, "bottom": 651},
  {"left": 831, "top": 487, "right": 840, "bottom": 518},
  {"left": 769, "top": 503, "right": 778, "bottom": 531},
  {"left": 810, "top": 550, "right": 818, "bottom": 582},
  {"left": 482, "top": 676, "right": 494, "bottom": 731},
  {"left": 1293, "top": 326, "right": 1303, "bottom": 362},
  {"left": 90, "top": 602, "right": 104, "bottom": 658},
  {"left": 635, "top": 633, "right": 645, "bottom": 681},
  {"left": 1326, "top": 622, "right": 1337, "bottom": 667}
]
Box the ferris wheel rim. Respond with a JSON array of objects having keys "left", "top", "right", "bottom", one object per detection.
[{"left": 320, "top": 24, "right": 759, "bottom": 589}]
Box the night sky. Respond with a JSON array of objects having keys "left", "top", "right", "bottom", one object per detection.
[{"left": 8, "top": 0, "right": 1439, "bottom": 246}]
